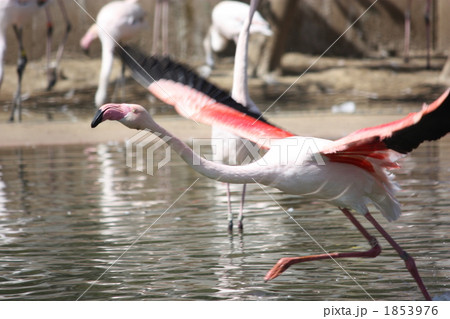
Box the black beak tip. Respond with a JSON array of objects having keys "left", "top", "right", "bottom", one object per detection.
[{"left": 91, "top": 109, "right": 104, "bottom": 128}]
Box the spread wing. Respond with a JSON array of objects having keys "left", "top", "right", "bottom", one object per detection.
[
  {"left": 321, "top": 89, "right": 450, "bottom": 173},
  {"left": 118, "top": 46, "right": 294, "bottom": 148}
]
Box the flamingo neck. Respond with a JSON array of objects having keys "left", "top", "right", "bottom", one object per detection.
[
  {"left": 231, "top": 0, "right": 259, "bottom": 109},
  {"left": 140, "top": 115, "right": 269, "bottom": 185}
]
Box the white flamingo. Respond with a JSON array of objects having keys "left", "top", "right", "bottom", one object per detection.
[{"left": 80, "top": 0, "right": 145, "bottom": 107}]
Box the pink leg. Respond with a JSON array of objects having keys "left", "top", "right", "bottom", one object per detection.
[
  {"left": 364, "top": 212, "right": 431, "bottom": 301},
  {"left": 265, "top": 208, "right": 381, "bottom": 281}
]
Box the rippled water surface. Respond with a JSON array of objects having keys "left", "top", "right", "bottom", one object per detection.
[{"left": 0, "top": 139, "right": 449, "bottom": 300}]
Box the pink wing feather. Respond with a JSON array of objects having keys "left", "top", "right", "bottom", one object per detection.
[
  {"left": 324, "top": 89, "right": 450, "bottom": 154},
  {"left": 322, "top": 89, "right": 450, "bottom": 173},
  {"left": 148, "top": 79, "right": 294, "bottom": 149}
]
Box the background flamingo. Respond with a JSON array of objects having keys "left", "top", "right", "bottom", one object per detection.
[
  {"left": 211, "top": 0, "right": 264, "bottom": 231},
  {"left": 119, "top": 0, "right": 268, "bottom": 231},
  {"left": 0, "top": 0, "right": 71, "bottom": 122},
  {"left": 80, "top": 0, "right": 145, "bottom": 107},
  {"left": 202, "top": 0, "right": 272, "bottom": 77}
]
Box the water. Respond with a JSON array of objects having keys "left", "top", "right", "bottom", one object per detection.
[{"left": 0, "top": 138, "right": 449, "bottom": 301}]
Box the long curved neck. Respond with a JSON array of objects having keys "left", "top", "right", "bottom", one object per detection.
[
  {"left": 231, "top": 0, "right": 259, "bottom": 110},
  {"left": 140, "top": 116, "right": 269, "bottom": 184}
]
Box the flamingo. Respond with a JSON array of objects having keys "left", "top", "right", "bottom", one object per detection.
[
  {"left": 211, "top": 0, "right": 264, "bottom": 231},
  {"left": 91, "top": 47, "right": 449, "bottom": 300},
  {"left": 79, "top": 0, "right": 145, "bottom": 107},
  {"left": 0, "top": 0, "right": 71, "bottom": 122},
  {"left": 202, "top": 0, "right": 272, "bottom": 75},
  {"left": 208, "top": 0, "right": 266, "bottom": 231}
]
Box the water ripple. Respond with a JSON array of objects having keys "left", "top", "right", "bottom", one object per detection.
[{"left": 0, "top": 140, "right": 448, "bottom": 300}]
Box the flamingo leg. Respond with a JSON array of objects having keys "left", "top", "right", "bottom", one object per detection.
[
  {"left": 120, "top": 59, "right": 126, "bottom": 101},
  {"left": 424, "top": 0, "right": 432, "bottom": 70},
  {"left": 161, "top": 0, "right": 169, "bottom": 55},
  {"left": 265, "top": 208, "right": 380, "bottom": 281},
  {"left": 9, "top": 25, "right": 27, "bottom": 122},
  {"left": 46, "top": 0, "right": 71, "bottom": 91},
  {"left": 404, "top": 0, "right": 412, "bottom": 63},
  {"left": 364, "top": 212, "right": 431, "bottom": 301},
  {"left": 238, "top": 183, "right": 246, "bottom": 231},
  {"left": 44, "top": 6, "right": 54, "bottom": 91},
  {"left": 152, "top": 0, "right": 162, "bottom": 55},
  {"left": 226, "top": 183, "right": 233, "bottom": 232}
]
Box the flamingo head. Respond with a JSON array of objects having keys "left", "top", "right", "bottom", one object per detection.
[{"left": 91, "top": 103, "right": 152, "bottom": 130}]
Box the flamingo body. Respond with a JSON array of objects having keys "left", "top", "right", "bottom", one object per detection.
[
  {"left": 92, "top": 87, "right": 450, "bottom": 222},
  {"left": 81, "top": 0, "right": 145, "bottom": 107}
]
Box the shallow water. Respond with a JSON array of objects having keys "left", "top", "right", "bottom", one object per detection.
[{"left": 0, "top": 137, "right": 449, "bottom": 301}]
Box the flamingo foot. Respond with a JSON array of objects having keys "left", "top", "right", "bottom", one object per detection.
[
  {"left": 227, "top": 220, "right": 233, "bottom": 233},
  {"left": 264, "top": 257, "right": 294, "bottom": 281},
  {"left": 46, "top": 67, "right": 57, "bottom": 91}
]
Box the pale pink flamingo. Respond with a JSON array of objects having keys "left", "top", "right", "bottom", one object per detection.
[
  {"left": 80, "top": 0, "right": 145, "bottom": 107},
  {"left": 203, "top": 0, "right": 272, "bottom": 73},
  {"left": 0, "top": 0, "right": 71, "bottom": 122},
  {"left": 404, "top": 0, "right": 432, "bottom": 68},
  {"left": 91, "top": 45, "right": 450, "bottom": 299}
]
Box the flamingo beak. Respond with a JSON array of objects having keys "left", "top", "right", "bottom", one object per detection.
[{"left": 91, "top": 108, "right": 105, "bottom": 128}]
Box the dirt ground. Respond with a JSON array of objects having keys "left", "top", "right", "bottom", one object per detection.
[{"left": 0, "top": 52, "right": 449, "bottom": 147}]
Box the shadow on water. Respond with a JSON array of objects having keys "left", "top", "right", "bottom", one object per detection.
[{"left": 0, "top": 137, "right": 449, "bottom": 300}]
